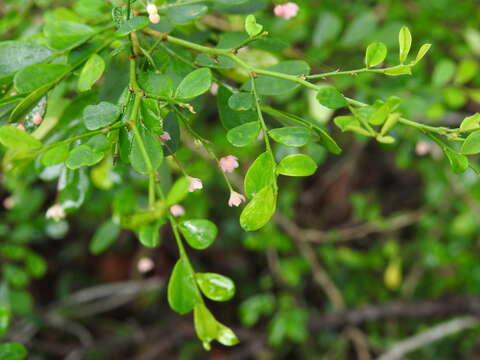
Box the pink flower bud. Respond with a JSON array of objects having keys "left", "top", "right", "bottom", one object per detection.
[
  {"left": 159, "top": 131, "right": 171, "bottom": 145},
  {"left": 170, "top": 204, "right": 185, "bottom": 217},
  {"left": 210, "top": 82, "right": 219, "bottom": 96},
  {"left": 415, "top": 141, "right": 431, "bottom": 156},
  {"left": 16, "top": 124, "right": 25, "bottom": 131},
  {"left": 33, "top": 112, "right": 43, "bottom": 126},
  {"left": 137, "top": 257, "right": 155, "bottom": 273},
  {"left": 149, "top": 13, "right": 160, "bottom": 24},
  {"left": 273, "top": 2, "right": 299, "bottom": 20},
  {"left": 146, "top": 3, "right": 157, "bottom": 15},
  {"left": 219, "top": 155, "right": 239, "bottom": 173},
  {"left": 46, "top": 204, "right": 66, "bottom": 221},
  {"left": 228, "top": 191, "right": 246, "bottom": 207},
  {"left": 188, "top": 177, "right": 203, "bottom": 192},
  {"left": 3, "top": 196, "right": 15, "bottom": 209}
]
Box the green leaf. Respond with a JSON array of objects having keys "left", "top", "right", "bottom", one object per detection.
[
  {"left": 243, "top": 61, "right": 310, "bottom": 95},
  {"left": 228, "top": 92, "right": 254, "bottom": 111},
  {"left": 83, "top": 102, "right": 121, "bottom": 130},
  {"left": 414, "top": 43, "right": 431, "bottom": 64},
  {"left": 179, "top": 219, "right": 218, "bottom": 250},
  {"left": 66, "top": 144, "right": 104, "bottom": 169},
  {"left": 460, "top": 113, "right": 480, "bottom": 132},
  {"left": 44, "top": 20, "right": 94, "bottom": 50},
  {"left": 167, "top": 258, "right": 200, "bottom": 314},
  {"left": 268, "top": 126, "right": 311, "bottom": 147},
  {"left": 245, "top": 14, "right": 263, "bottom": 38},
  {"left": 166, "top": 177, "right": 190, "bottom": 206},
  {"left": 193, "top": 303, "right": 239, "bottom": 351},
  {"left": 340, "top": 12, "right": 377, "bottom": 46},
  {"left": 240, "top": 185, "right": 277, "bottom": 231},
  {"left": 226, "top": 121, "right": 260, "bottom": 147},
  {"left": 277, "top": 154, "right": 317, "bottom": 177},
  {"left": 78, "top": 54, "right": 105, "bottom": 92},
  {"left": 244, "top": 152, "right": 276, "bottom": 199},
  {"left": 129, "top": 126, "right": 163, "bottom": 174},
  {"left": 25, "top": 253, "right": 47, "bottom": 278},
  {"left": 175, "top": 68, "right": 212, "bottom": 100},
  {"left": 196, "top": 273, "right": 235, "bottom": 302},
  {"left": 116, "top": 16, "right": 149, "bottom": 36},
  {"left": 41, "top": 144, "right": 70, "bottom": 166},
  {"left": 316, "top": 87, "right": 348, "bottom": 109},
  {"left": 194, "top": 303, "right": 217, "bottom": 350},
  {"left": 0, "top": 126, "right": 42, "bottom": 151},
  {"left": 0, "top": 342, "right": 27, "bottom": 360},
  {"left": 384, "top": 65, "right": 412, "bottom": 76},
  {"left": 141, "top": 98, "right": 163, "bottom": 134},
  {"left": 138, "top": 223, "right": 161, "bottom": 248},
  {"left": 380, "top": 112, "right": 400, "bottom": 136},
  {"left": 0, "top": 41, "right": 52, "bottom": 78},
  {"left": 138, "top": 72, "right": 174, "bottom": 98},
  {"left": 59, "top": 168, "right": 89, "bottom": 211},
  {"left": 166, "top": 5, "right": 208, "bottom": 25},
  {"left": 218, "top": 86, "right": 258, "bottom": 129},
  {"left": 0, "top": 283, "right": 10, "bottom": 338},
  {"left": 461, "top": 131, "right": 480, "bottom": 155},
  {"left": 8, "top": 82, "right": 55, "bottom": 123},
  {"left": 365, "top": 42, "right": 387, "bottom": 67},
  {"left": 312, "top": 126, "right": 342, "bottom": 154},
  {"left": 369, "top": 104, "right": 390, "bottom": 126},
  {"left": 398, "top": 26, "right": 412, "bottom": 64},
  {"left": 444, "top": 147, "right": 469, "bottom": 174},
  {"left": 14, "top": 64, "right": 68, "bottom": 93},
  {"left": 90, "top": 220, "right": 121, "bottom": 255}
]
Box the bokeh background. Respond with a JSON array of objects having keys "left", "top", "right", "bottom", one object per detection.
[{"left": 2, "top": 0, "right": 480, "bottom": 359}]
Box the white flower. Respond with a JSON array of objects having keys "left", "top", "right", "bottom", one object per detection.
[
  {"left": 219, "top": 155, "right": 239, "bottom": 173},
  {"left": 228, "top": 191, "right": 246, "bottom": 207},
  {"left": 170, "top": 204, "right": 186, "bottom": 217},
  {"left": 415, "top": 141, "right": 431, "bottom": 156},
  {"left": 188, "top": 177, "right": 203, "bottom": 192},
  {"left": 137, "top": 257, "right": 155, "bottom": 273},
  {"left": 210, "top": 82, "right": 219, "bottom": 96},
  {"left": 46, "top": 204, "right": 66, "bottom": 221},
  {"left": 146, "top": 3, "right": 157, "bottom": 15}
]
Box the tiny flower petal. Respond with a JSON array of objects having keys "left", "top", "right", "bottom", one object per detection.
[
  {"left": 159, "top": 131, "right": 171, "bottom": 145},
  {"left": 33, "top": 112, "right": 43, "bottom": 125},
  {"left": 146, "top": 3, "right": 157, "bottom": 15},
  {"left": 210, "top": 82, "right": 219, "bottom": 96},
  {"left": 3, "top": 197, "right": 14, "bottom": 209},
  {"left": 138, "top": 257, "right": 155, "bottom": 273},
  {"left": 46, "top": 204, "right": 66, "bottom": 221},
  {"left": 188, "top": 177, "right": 203, "bottom": 192},
  {"left": 415, "top": 141, "right": 431, "bottom": 156},
  {"left": 219, "top": 155, "right": 239, "bottom": 173},
  {"left": 228, "top": 191, "right": 246, "bottom": 207},
  {"left": 170, "top": 204, "right": 186, "bottom": 217},
  {"left": 273, "top": 2, "right": 299, "bottom": 20},
  {"left": 149, "top": 13, "right": 160, "bottom": 24},
  {"left": 16, "top": 124, "right": 25, "bottom": 131}
]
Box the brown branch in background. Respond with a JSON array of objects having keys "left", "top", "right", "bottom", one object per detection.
[
  {"left": 376, "top": 316, "right": 479, "bottom": 360},
  {"left": 310, "top": 297, "right": 480, "bottom": 330}
]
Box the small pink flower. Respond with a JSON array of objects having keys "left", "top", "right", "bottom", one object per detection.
[
  {"left": 33, "top": 112, "right": 43, "bottom": 126},
  {"left": 273, "top": 2, "right": 299, "bottom": 20},
  {"left": 219, "top": 155, "right": 239, "bottom": 173},
  {"left": 146, "top": 3, "right": 157, "bottom": 15},
  {"left": 170, "top": 204, "right": 185, "bottom": 217},
  {"left": 3, "top": 196, "right": 14, "bottom": 209},
  {"left": 415, "top": 141, "right": 431, "bottom": 156},
  {"left": 188, "top": 177, "right": 203, "bottom": 192},
  {"left": 46, "top": 204, "right": 66, "bottom": 221},
  {"left": 138, "top": 257, "right": 155, "bottom": 273},
  {"left": 210, "top": 82, "right": 219, "bottom": 96},
  {"left": 159, "top": 131, "right": 171, "bottom": 145},
  {"left": 16, "top": 124, "right": 25, "bottom": 131},
  {"left": 149, "top": 13, "right": 160, "bottom": 24},
  {"left": 228, "top": 191, "right": 246, "bottom": 207}
]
